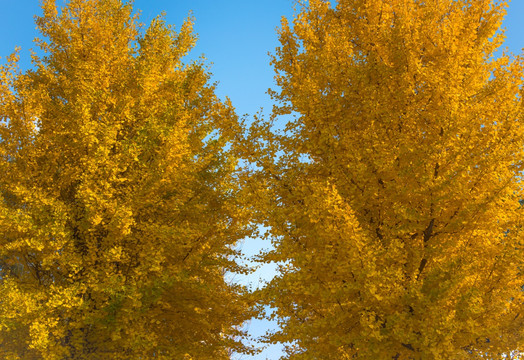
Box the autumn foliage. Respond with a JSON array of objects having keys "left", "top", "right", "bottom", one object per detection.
[
  {"left": 246, "top": 0, "right": 524, "bottom": 358},
  {"left": 0, "top": 0, "right": 253, "bottom": 359},
  {"left": 3, "top": 0, "right": 524, "bottom": 359}
]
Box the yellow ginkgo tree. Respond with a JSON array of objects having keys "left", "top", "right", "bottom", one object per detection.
[
  {"left": 0, "top": 0, "right": 254, "bottom": 359},
  {"left": 247, "top": 0, "right": 524, "bottom": 358}
]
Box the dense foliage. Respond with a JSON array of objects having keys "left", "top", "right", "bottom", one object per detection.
[
  {"left": 0, "top": 0, "right": 254, "bottom": 358},
  {"left": 247, "top": 0, "right": 524, "bottom": 358},
  {"left": 3, "top": 0, "right": 524, "bottom": 359}
]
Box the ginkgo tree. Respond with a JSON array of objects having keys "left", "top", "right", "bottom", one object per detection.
[
  {"left": 0, "top": 0, "right": 254, "bottom": 359},
  {"left": 246, "top": 0, "right": 524, "bottom": 358}
]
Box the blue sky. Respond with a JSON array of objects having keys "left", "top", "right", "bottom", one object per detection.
[{"left": 1, "top": 1, "right": 524, "bottom": 359}]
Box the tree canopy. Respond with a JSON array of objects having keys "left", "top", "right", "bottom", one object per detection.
[
  {"left": 0, "top": 0, "right": 254, "bottom": 358},
  {"left": 3, "top": 0, "right": 524, "bottom": 359},
  {"left": 247, "top": 0, "right": 524, "bottom": 358}
]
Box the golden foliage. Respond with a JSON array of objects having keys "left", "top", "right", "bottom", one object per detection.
[
  {"left": 0, "top": 0, "right": 254, "bottom": 358},
  {"left": 247, "top": 0, "right": 524, "bottom": 358}
]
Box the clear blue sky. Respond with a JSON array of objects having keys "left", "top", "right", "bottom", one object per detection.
[{"left": 1, "top": 1, "right": 524, "bottom": 359}]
